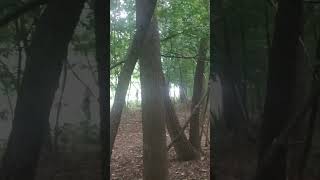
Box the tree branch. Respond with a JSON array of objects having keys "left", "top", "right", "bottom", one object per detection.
[
  {"left": 161, "top": 54, "right": 197, "bottom": 59},
  {"left": 110, "top": 60, "right": 125, "bottom": 70}
]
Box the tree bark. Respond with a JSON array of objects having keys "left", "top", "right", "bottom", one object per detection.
[
  {"left": 211, "top": 0, "right": 230, "bottom": 176},
  {"left": 256, "top": 0, "right": 304, "bottom": 179},
  {"left": 94, "top": 0, "right": 109, "bottom": 179},
  {"left": 0, "top": 0, "right": 85, "bottom": 179},
  {"left": 139, "top": 15, "right": 168, "bottom": 179},
  {"left": 189, "top": 38, "right": 208, "bottom": 151}
]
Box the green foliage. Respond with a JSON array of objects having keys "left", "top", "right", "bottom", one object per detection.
[{"left": 110, "top": 0, "right": 210, "bottom": 98}]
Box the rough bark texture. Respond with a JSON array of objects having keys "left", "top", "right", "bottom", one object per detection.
[
  {"left": 110, "top": 0, "right": 157, "bottom": 153},
  {"left": 256, "top": 0, "right": 303, "bottom": 179},
  {"left": 139, "top": 15, "right": 168, "bottom": 179},
  {"left": 162, "top": 80, "right": 199, "bottom": 161},
  {"left": 94, "top": 0, "right": 109, "bottom": 179},
  {"left": 189, "top": 38, "right": 208, "bottom": 151},
  {"left": 287, "top": 20, "right": 310, "bottom": 180},
  {"left": 0, "top": 0, "right": 85, "bottom": 179},
  {"left": 211, "top": 0, "right": 228, "bottom": 175}
]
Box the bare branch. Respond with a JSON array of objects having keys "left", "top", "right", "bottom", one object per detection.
[{"left": 167, "top": 90, "right": 209, "bottom": 150}]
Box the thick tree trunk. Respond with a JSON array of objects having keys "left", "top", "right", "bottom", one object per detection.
[
  {"left": 287, "top": 6, "right": 315, "bottom": 178},
  {"left": 0, "top": 0, "right": 85, "bottom": 179},
  {"left": 162, "top": 80, "right": 199, "bottom": 160},
  {"left": 139, "top": 16, "right": 168, "bottom": 180},
  {"left": 189, "top": 38, "right": 208, "bottom": 151},
  {"left": 256, "top": 0, "right": 304, "bottom": 179},
  {"left": 110, "top": 0, "right": 157, "bottom": 153},
  {"left": 94, "top": 0, "right": 109, "bottom": 178},
  {"left": 211, "top": 0, "right": 230, "bottom": 176}
]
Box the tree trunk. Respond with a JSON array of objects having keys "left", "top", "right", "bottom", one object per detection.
[
  {"left": 139, "top": 15, "right": 168, "bottom": 179},
  {"left": 256, "top": 0, "right": 304, "bottom": 179},
  {"left": 211, "top": 0, "right": 230, "bottom": 175},
  {"left": 189, "top": 38, "right": 208, "bottom": 151},
  {"left": 162, "top": 80, "right": 199, "bottom": 160},
  {"left": 0, "top": 0, "right": 85, "bottom": 179},
  {"left": 94, "top": 0, "right": 109, "bottom": 179},
  {"left": 110, "top": 0, "right": 157, "bottom": 153},
  {"left": 178, "top": 61, "right": 187, "bottom": 104},
  {"left": 209, "top": 79, "right": 216, "bottom": 180},
  {"left": 81, "top": 88, "right": 91, "bottom": 141}
]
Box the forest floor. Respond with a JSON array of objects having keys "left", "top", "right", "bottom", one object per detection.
[
  {"left": 111, "top": 105, "right": 210, "bottom": 180},
  {"left": 2, "top": 104, "right": 320, "bottom": 180},
  {"left": 26, "top": 104, "right": 209, "bottom": 180}
]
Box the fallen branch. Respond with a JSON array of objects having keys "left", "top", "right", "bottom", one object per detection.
[{"left": 167, "top": 89, "right": 209, "bottom": 150}]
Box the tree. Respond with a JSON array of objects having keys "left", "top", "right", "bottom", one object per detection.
[
  {"left": 0, "top": 0, "right": 85, "bottom": 179},
  {"left": 189, "top": 37, "right": 208, "bottom": 152},
  {"left": 110, "top": 0, "right": 157, "bottom": 153},
  {"left": 138, "top": 0, "right": 168, "bottom": 179},
  {"left": 256, "top": 0, "right": 304, "bottom": 179},
  {"left": 94, "top": 0, "right": 109, "bottom": 179}
]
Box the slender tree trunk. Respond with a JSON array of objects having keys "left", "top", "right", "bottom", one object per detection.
[
  {"left": 139, "top": 16, "right": 168, "bottom": 179},
  {"left": 178, "top": 61, "right": 187, "bottom": 103},
  {"left": 189, "top": 38, "right": 208, "bottom": 151},
  {"left": 256, "top": 0, "right": 304, "bottom": 179},
  {"left": 0, "top": 0, "right": 85, "bottom": 179},
  {"left": 209, "top": 79, "right": 216, "bottom": 180},
  {"left": 94, "top": 0, "right": 109, "bottom": 179}
]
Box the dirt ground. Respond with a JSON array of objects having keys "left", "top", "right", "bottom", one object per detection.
[
  {"left": 2, "top": 105, "right": 320, "bottom": 180},
  {"left": 29, "top": 105, "right": 209, "bottom": 180},
  {"left": 111, "top": 107, "right": 210, "bottom": 180}
]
